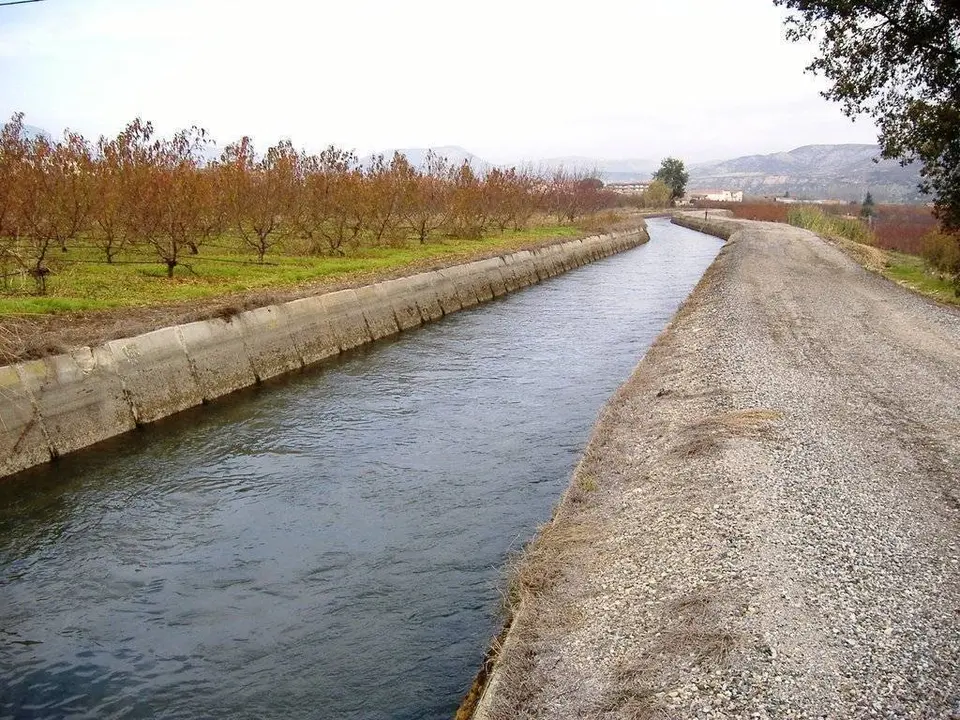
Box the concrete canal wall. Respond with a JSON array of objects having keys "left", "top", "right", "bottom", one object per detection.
[
  {"left": 0, "top": 228, "right": 647, "bottom": 480},
  {"left": 670, "top": 209, "right": 738, "bottom": 240}
]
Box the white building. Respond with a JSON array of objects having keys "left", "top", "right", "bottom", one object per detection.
[
  {"left": 606, "top": 182, "right": 652, "bottom": 195},
  {"left": 689, "top": 189, "right": 744, "bottom": 203}
]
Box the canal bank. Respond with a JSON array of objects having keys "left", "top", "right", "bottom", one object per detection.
[
  {"left": 467, "top": 217, "right": 960, "bottom": 717},
  {"left": 0, "top": 227, "right": 647, "bottom": 480}
]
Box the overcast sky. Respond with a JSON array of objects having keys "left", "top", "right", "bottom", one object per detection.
[{"left": 0, "top": 0, "right": 879, "bottom": 164}]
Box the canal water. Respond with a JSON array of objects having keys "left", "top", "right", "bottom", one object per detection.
[{"left": 0, "top": 218, "right": 722, "bottom": 719}]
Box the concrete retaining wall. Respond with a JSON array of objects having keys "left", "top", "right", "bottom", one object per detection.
[
  {"left": 0, "top": 228, "right": 648, "bottom": 480},
  {"left": 671, "top": 210, "right": 739, "bottom": 240}
]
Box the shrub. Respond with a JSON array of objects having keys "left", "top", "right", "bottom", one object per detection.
[
  {"left": 787, "top": 206, "right": 874, "bottom": 244},
  {"left": 921, "top": 230, "right": 960, "bottom": 275},
  {"left": 640, "top": 180, "right": 672, "bottom": 209},
  {"left": 576, "top": 210, "right": 623, "bottom": 234}
]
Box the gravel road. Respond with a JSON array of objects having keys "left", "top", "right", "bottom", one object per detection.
[{"left": 474, "top": 219, "right": 960, "bottom": 719}]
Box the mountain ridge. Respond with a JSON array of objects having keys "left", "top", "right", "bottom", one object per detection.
[
  {"left": 686, "top": 144, "right": 924, "bottom": 202},
  {"left": 371, "top": 143, "right": 922, "bottom": 202}
]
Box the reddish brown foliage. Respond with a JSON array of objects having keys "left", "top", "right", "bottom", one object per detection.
[
  {"left": 0, "top": 113, "right": 619, "bottom": 291},
  {"left": 698, "top": 200, "right": 938, "bottom": 256},
  {"left": 697, "top": 201, "right": 790, "bottom": 223},
  {"left": 870, "top": 204, "right": 938, "bottom": 254}
]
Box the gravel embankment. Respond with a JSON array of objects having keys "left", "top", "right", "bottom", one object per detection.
[{"left": 473, "top": 218, "right": 960, "bottom": 719}]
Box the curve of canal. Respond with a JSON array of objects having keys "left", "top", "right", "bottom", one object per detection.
[{"left": 0, "top": 218, "right": 722, "bottom": 719}]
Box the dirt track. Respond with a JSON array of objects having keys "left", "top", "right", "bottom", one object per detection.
[{"left": 475, "top": 218, "right": 960, "bottom": 718}]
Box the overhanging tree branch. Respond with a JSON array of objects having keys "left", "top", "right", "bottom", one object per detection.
[{"left": 775, "top": 0, "right": 960, "bottom": 235}]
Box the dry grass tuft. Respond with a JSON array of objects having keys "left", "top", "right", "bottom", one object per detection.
[
  {"left": 475, "top": 513, "right": 604, "bottom": 720},
  {"left": 565, "top": 472, "right": 600, "bottom": 505},
  {"left": 671, "top": 408, "right": 782, "bottom": 459},
  {"left": 502, "top": 520, "right": 596, "bottom": 614},
  {"left": 0, "top": 316, "right": 37, "bottom": 365},
  {"left": 600, "top": 587, "right": 745, "bottom": 717},
  {"left": 829, "top": 234, "right": 889, "bottom": 274},
  {"left": 577, "top": 210, "right": 626, "bottom": 234}
]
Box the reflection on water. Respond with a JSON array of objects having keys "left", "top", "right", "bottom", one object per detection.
[{"left": 0, "top": 219, "right": 721, "bottom": 719}]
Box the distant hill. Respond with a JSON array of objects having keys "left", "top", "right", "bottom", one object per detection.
[
  {"left": 361, "top": 145, "right": 490, "bottom": 170},
  {"left": 532, "top": 156, "right": 656, "bottom": 179},
  {"left": 22, "top": 124, "right": 50, "bottom": 141},
  {"left": 687, "top": 144, "right": 926, "bottom": 202},
  {"left": 361, "top": 149, "right": 656, "bottom": 180}
]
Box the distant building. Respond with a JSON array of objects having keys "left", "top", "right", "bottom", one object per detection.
[
  {"left": 774, "top": 196, "right": 847, "bottom": 205},
  {"left": 607, "top": 181, "right": 652, "bottom": 195},
  {"left": 688, "top": 189, "right": 744, "bottom": 203}
]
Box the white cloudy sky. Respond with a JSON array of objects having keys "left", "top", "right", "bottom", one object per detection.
[{"left": 0, "top": 0, "right": 879, "bottom": 163}]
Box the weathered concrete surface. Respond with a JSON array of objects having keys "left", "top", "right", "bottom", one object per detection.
[
  {"left": 321, "top": 289, "right": 374, "bottom": 352},
  {"left": 0, "top": 228, "right": 648, "bottom": 480},
  {"left": 431, "top": 269, "right": 464, "bottom": 315},
  {"left": 672, "top": 209, "right": 738, "bottom": 239},
  {"left": 467, "top": 261, "right": 497, "bottom": 303},
  {"left": 353, "top": 284, "right": 402, "bottom": 341},
  {"left": 438, "top": 265, "right": 482, "bottom": 309},
  {"left": 513, "top": 251, "right": 541, "bottom": 287},
  {"left": 106, "top": 327, "right": 203, "bottom": 424},
  {"left": 15, "top": 349, "right": 136, "bottom": 458},
  {"left": 482, "top": 259, "right": 509, "bottom": 298},
  {"left": 284, "top": 296, "right": 341, "bottom": 366},
  {"left": 449, "top": 257, "right": 503, "bottom": 306},
  {"left": 496, "top": 257, "right": 522, "bottom": 293},
  {"left": 405, "top": 272, "right": 446, "bottom": 322},
  {"left": 237, "top": 304, "right": 303, "bottom": 381},
  {"left": 0, "top": 364, "right": 51, "bottom": 476},
  {"left": 178, "top": 317, "right": 257, "bottom": 401},
  {"left": 381, "top": 276, "right": 427, "bottom": 331},
  {"left": 529, "top": 250, "right": 552, "bottom": 281},
  {"left": 473, "top": 219, "right": 960, "bottom": 719}
]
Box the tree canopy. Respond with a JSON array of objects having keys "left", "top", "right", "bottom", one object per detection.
[
  {"left": 653, "top": 157, "right": 688, "bottom": 202},
  {"left": 774, "top": 1, "right": 960, "bottom": 229},
  {"left": 642, "top": 179, "right": 673, "bottom": 209}
]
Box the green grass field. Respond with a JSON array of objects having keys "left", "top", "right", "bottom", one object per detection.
[{"left": 0, "top": 225, "right": 583, "bottom": 315}]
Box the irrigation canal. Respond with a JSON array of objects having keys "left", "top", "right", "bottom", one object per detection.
[{"left": 0, "top": 218, "right": 723, "bottom": 719}]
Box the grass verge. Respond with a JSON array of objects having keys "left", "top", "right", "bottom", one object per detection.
[
  {"left": 824, "top": 234, "right": 960, "bottom": 307},
  {"left": 787, "top": 206, "right": 874, "bottom": 245},
  {"left": 774, "top": 206, "right": 959, "bottom": 307},
  {"left": 0, "top": 225, "right": 583, "bottom": 316},
  {"left": 884, "top": 251, "right": 960, "bottom": 304}
]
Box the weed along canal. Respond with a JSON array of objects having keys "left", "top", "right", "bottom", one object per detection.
[{"left": 0, "top": 219, "right": 722, "bottom": 719}]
